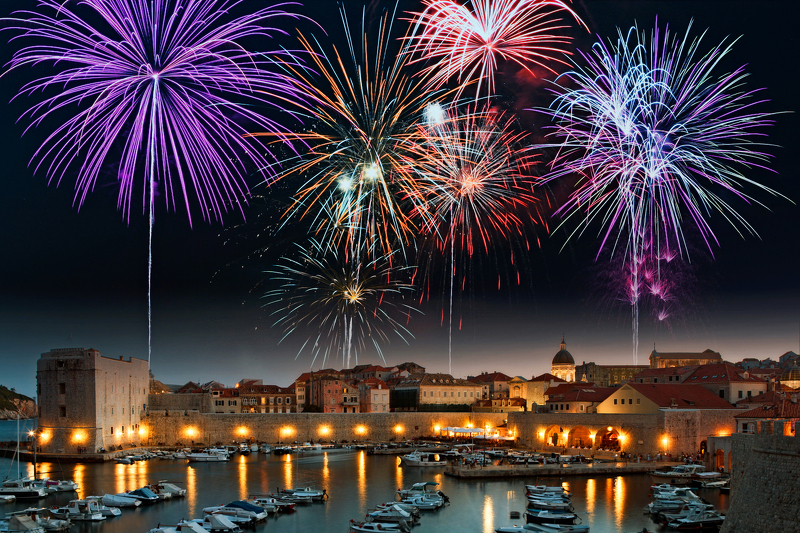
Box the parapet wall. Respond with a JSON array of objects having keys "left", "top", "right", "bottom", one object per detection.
[
  {"left": 142, "top": 411, "right": 508, "bottom": 445},
  {"left": 721, "top": 420, "right": 800, "bottom": 533}
]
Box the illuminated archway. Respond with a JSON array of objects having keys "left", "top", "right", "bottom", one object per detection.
[
  {"left": 570, "top": 426, "right": 591, "bottom": 448},
  {"left": 596, "top": 428, "right": 620, "bottom": 450},
  {"left": 715, "top": 449, "right": 725, "bottom": 471},
  {"left": 544, "top": 424, "right": 562, "bottom": 447}
]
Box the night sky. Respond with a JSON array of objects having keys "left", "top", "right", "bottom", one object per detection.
[{"left": 1, "top": 0, "right": 797, "bottom": 398}]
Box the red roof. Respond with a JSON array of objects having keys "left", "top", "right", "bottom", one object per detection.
[
  {"left": 626, "top": 383, "right": 738, "bottom": 409},
  {"left": 546, "top": 387, "right": 615, "bottom": 403},
  {"left": 545, "top": 383, "right": 596, "bottom": 396},
  {"left": 736, "top": 390, "right": 784, "bottom": 405},
  {"left": 685, "top": 363, "right": 765, "bottom": 384},
  {"left": 749, "top": 368, "right": 783, "bottom": 377},
  {"left": 632, "top": 366, "right": 698, "bottom": 378},
  {"left": 359, "top": 378, "right": 388, "bottom": 389},
  {"left": 531, "top": 373, "right": 566, "bottom": 383},
  {"left": 735, "top": 398, "right": 800, "bottom": 419},
  {"left": 473, "top": 372, "right": 512, "bottom": 382}
]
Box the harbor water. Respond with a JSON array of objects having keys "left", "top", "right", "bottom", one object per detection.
[{"left": 1, "top": 448, "right": 729, "bottom": 532}]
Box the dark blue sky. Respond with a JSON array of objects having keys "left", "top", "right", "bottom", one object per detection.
[{"left": 1, "top": 0, "right": 797, "bottom": 398}]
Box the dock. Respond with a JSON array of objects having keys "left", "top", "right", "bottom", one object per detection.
[{"left": 444, "top": 461, "right": 682, "bottom": 479}]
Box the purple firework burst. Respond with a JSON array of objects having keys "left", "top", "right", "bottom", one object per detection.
[{"left": 3, "top": 0, "right": 310, "bottom": 365}]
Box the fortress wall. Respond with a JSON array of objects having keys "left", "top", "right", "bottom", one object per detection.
[
  {"left": 142, "top": 411, "right": 508, "bottom": 445},
  {"left": 721, "top": 420, "right": 800, "bottom": 533}
]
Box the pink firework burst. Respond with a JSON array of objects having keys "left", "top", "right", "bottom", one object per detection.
[{"left": 405, "top": 0, "right": 586, "bottom": 98}]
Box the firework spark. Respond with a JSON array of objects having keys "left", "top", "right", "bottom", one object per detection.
[
  {"left": 405, "top": 0, "right": 586, "bottom": 99},
  {"left": 407, "top": 103, "right": 541, "bottom": 373},
  {"left": 3, "top": 0, "right": 308, "bottom": 366},
  {"left": 538, "top": 21, "right": 783, "bottom": 363},
  {"left": 253, "top": 4, "right": 444, "bottom": 260},
  {"left": 263, "top": 239, "right": 417, "bottom": 368}
]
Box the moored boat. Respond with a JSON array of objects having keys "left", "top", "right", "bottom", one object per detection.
[
  {"left": 84, "top": 496, "right": 121, "bottom": 517},
  {"left": 102, "top": 493, "right": 141, "bottom": 508},
  {"left": 4, "top": 508, "right": 69, "bottom": 532},
  {"left": 525, "top": 510, "right": 580, "bottom": 525},
  {"left": 0, "top": 479, "right": 47, "bottom": 500},
  {"left": 49, "top": 499, "right": 106, "bottom": 521},
  {"left": 649, "top": 464, "right": 707, "bottom": 486},
  {"left": 399, "top": 450, "right": 447, "bottom": 467}
]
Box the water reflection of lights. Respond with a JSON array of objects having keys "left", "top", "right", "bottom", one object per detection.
[
  {"left": 394, "top": 456, "right": 404, "bottom": 490},
  {"left": 322, "top": 453, "right": 330, "bottom": 486},
  {"left": 357, "top": 451, "right": 366, "bottom": 507},
  {"left": 114, "top": 464, "right": 127, "bottom": 494},
  {"left": 186, "top": 466, "right": 197, "bottom": 516},
  {"left": 283, "top": 454, "right": 293, "bottom": 488},
  {"left": 73, "top": 464, "right": 86, "bottom": 498},
  {"left": 482, "top": 494, "right": 494, "bottom": 533},
  {"left": 238, "top": 455, "right": 248, "bottom": 500},
  {"left": 586, "top": 478, "right": 596, "bottom": 514},
  {"left": 613, "top": 476, "right": 625, "bottom": 530}
]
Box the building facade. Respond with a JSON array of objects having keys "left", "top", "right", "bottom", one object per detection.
[
  {"left": 649, "top": 348, "right": 723, "bottom": 368},
  {"left": 36, "top": 348, "right": 148, "bottom": 453},
  {"left": 574, "top": 361, "right": 649, "bottom": 386},
  {"left": 391, "top": 373, "right": 482, "bottom": 411},
  {"left": 551, "top": 337, "right": 576, "bottom": 382}
]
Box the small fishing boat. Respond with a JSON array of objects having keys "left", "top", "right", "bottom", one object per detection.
[
  {"left": 102, "top": 493, "right": 141, "bottom": 508},
  {"left": 525, "top": 509, "right": 580, "bottom": 526},
  {"left": 348, "top": 519, "right": 409, "bottom": 533},
  {"left": 84, "top": 496, "right": 121, "bottom": 517},
  {"left": 49, "top": 499, "right": 106, "bottom": 521},
  {"left": 399, "top": 450, "right": 447, "bottom": 467},
  {"left": 5, "top": 508, "right": 70, "bottom": 532}
]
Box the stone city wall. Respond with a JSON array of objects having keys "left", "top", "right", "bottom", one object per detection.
[
  {"left": 142, "top": 411, "right": 508, "bottom": 445},
  {"left": 507, "top": 409, "right": 738, "bottom": 455},
  {"left": 148, "top": 393, "right": 213, "bottom": 413},
  {"left": 720, "top": 420, "right": 800, "bottom": 533}
]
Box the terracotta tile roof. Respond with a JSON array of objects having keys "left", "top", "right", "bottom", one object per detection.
[
  {"left": 749, "top": 368, "right": 783, "bottom": 377},
  {"left": 531, "top": 373, "right": 566, "bottom": 383},
  {"left": 652, "top": 348, "right": 723, "bottom": 360},
  {"left": 633, "top": 366, "right": 698, "bottom": 378},
  {"left": 359, "top": 378, "right": 388, "bottom": 388},
  {"left": 472, "top": 372, "right": 512, "bottom": 382},
  {"left": 626, "top": 383, "right": 738, "bottom": 409},
  {"left": 735, "top": 390, "right": 784, "bottom": 405},
  {"left": 546, "top": 387, "right": 616, "bottom": 403},
  {"left": 545, "top": 383, "right": 596, "bottom": 396},
  {"left": 685, "top": 363, "right": 765, "bottom": 384},
  {"left": 735, "top": 398, "right": 800, "bottom": 419},
  {"left": 212, "top": 387, "right": 240, "bottom": 398}
]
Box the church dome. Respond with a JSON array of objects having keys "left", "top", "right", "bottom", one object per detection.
[
  {"left": 781, "top": 362, "right": 800, "bottom": 389},
  {"left": 552, "top": 336, "right": 574, "bottom": 365}
]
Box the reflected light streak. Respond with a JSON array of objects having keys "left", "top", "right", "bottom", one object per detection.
[
  {"left": 186, "top": 466, "right": 197, "bottom": 516},
  {"left": 238, "top": 455, "right": 248, "bottom": 500},
  {"left": 357, "top": 451, "right": 366, "bottom": 508},
  {"left": 394, "top": 456, "right": 404, "bottom": 490},
  {"left": 73, "top": 464, "right": 86, "bottom": 499},
  {"left": 114, "top": 464, "right": 127, "bottom": 494},
  {"left": 323, "top": 453, "right": 330, "bottom": 488},
  {"left": 482, "top": 494, "right": 494, "bottom": 533},
  {"left": 613, "top": 476, "right": 625, "bottom": 530},
  {"left": 585, "top": 478, "right": 596, "bottom": 515},
  {"left": 283, "top": 455, "right": 293, "bottom": 488}
]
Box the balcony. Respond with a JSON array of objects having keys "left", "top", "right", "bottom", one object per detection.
[{"left": 341, "top": 399, "right": 359, "bottom": 406}]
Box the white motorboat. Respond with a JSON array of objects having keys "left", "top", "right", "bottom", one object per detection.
[
  {"left": 126, "top": 488, "right": 160, "bottom": 504},
  {"left": 102, "top": 493, "right": 141, "bottom": 508},
  {"left": 278, "top": 486, "right": 326, "bottom": 501},
  {"left": 31, "top": 479, "right": 78, "bottom": 493},
  {"left": 396, "top": 481, "right": 449, "bottom": 503},
  {"left": 0, "top": 496, "right": 15, "bottom": 504},
  {"left": 49, "top": 499, "right": 106, "bottom": 521},
  {"left": 520, "top": 524, "right": 590, "bottom": 533},
  {"left": 247, "top": 496, "right": 292, "bottom": 513},
  {"left": 149, "top": 481, "right": 187, "bottom": 498},
  {"left": 179, "top": 514, "right": 242, "bottom": 532},
  {"left": 259, "top": 444, "right": 272, "bottom": 454},
  {"left": 397, "top": 495, "right": 442, "bottom": 510},
  {"left": 84, "top": 496, "right": 121, "bottom": 517},
  {"left": 114, "top": 457, "right": 134, "bottom": 465},
  {"left": 202, "top": 501, "right": 268, "bottom": 524},
  {"left": 148, "top": 521, "right": 207, "bottom": 533},
  {"left": 375, "top": 502, "right": 420, "bottom": 518},
  {"left": 249, "top": 443, "right": 258, "bottom": 453},
  {"left": 348, "top": 519, "right": 408, "bottom": 533},
  {"left": 525, "top": 510, "right": 580, "bottom": 525},
  {"left": 366, "top": 504, "right": 418, "bottom": 525},
  {"left": 666, "top": 506, "right": 725, "bottom": 530},
  {"left": 649, "top": 464, "right": 707, "bottom": 486},
  {"left": 171, "top": 451, "right": 189, "bottom": 460},
  {"left": 660, "top": 502, "right": 715, "bottom": 522},
  {"left": 0, "top": 479, "right": 47, "bottom": 501},
  {"left": 0, "top": 514, "right": 46, "bottom": 533},
  {"left": 526, "top": 485, "right": 569, "bottom": 498},
  {"left": 527, "top": 498, "right": 573, "bottom": 511},
  {"left": 399, "top": 450, "right": 447, "bottom": 467},
  {"left": 186, "top": 450, "right": 229, "bottom": 462},
  {"left": 5, "top": 509, "right": 69, "bottom": 532}
]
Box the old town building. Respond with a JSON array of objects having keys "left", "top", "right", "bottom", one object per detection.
[
  {"left": 36, "top": 348, "right": 148, "bottom": 453},
  {"left": 649, "top": 347, "right": 723, "bottom": 368},
  {"left": 551, "top": 336, "right": 576, "bottom": 382},
  {"left": 391, "top": 373, "right": 482, "bottom": 411}
]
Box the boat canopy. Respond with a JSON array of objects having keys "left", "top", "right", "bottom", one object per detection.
[
  {"left": 227, "top": 500, "right": 265, "bottom": 513},
  {"left": 411, "top": 482, "right": 438, "bottom": 488}
]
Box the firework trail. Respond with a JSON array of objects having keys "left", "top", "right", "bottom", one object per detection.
[
  {"left": 538, "top": 21, "right": 783, "bottom": 363},
  {"left": 252, "top": 4, "right": 445, "bottom": 261},
  {"left": 3, "top": 0, "right": 308, "bottom": 367},
  {"left": 263, "top": 239, "right": 417, "bottom": 369},
  {"left": 407, "top": 103, "right": 542, "bottom": 374},
  {"left": 405, "top": 0, "right": 586, "bottom": 99}
]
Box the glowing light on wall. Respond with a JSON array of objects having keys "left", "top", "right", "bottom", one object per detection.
[
  {"left": 434, "top": 425, "right": 441, "bottom": 434},
  {"left": 138, "top": 426, "right": 148, "bottom": 437},
  {"left": 607, "top": 426, "right": 613, "bottom": 432},
  {"left": 185, "top": 427, "right": 197, "bottom": 438},
  {"left": 280, "top": 426, "right": 296, "bottom": 439},
  {"left": 538, "top": 429, "right": 546, "bottom": 440},
  {"left": 589, "top": 432, "right": 596, "bottom": 442},
  {"left": 394, "top": 425, "right": 404, "bottom": 434},
  {"left": 319, "top": 425, "right": 331, "bottom": 437},
  {"left": 71, "top": 431, "right": 86, "bottom": 443},
  {"left": 236, "top": 426, "right": 249, "bottom": 437},
  {"left": 39, "top": 431, "right": 51, "bottom": 443},
  {"left": 661, "top": 435, "right": 669, "bottom": 448},
  {"left": 355, "top": 425, "right": 367, "bottom": 436}
]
